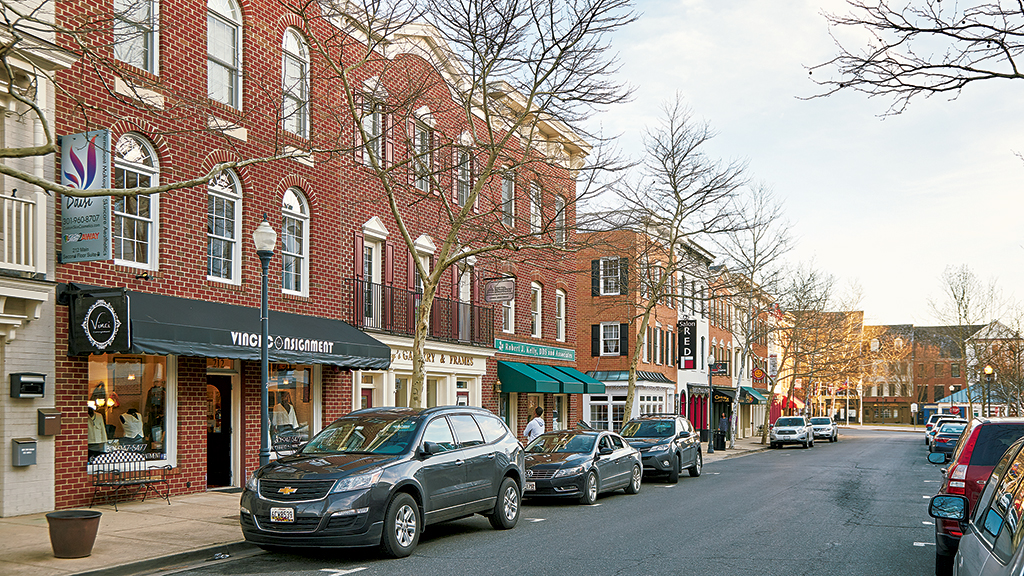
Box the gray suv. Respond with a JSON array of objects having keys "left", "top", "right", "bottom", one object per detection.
[
  {"left": 619, "top": 414, "right": 702, "bottom": 482},
  {"left": 770, "top": 416, "right": 814, "bottom": 449},
  {"left": 241, "top": 406, "right": 524, "bottom": 558}
]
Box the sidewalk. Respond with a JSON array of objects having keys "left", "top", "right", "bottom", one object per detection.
[{"left": 1, "top": 440, "right": 769, "bottom": 576}]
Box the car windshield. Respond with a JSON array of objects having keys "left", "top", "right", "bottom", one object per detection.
[
  {"left": 938, "top": 423, "right": 967, "bottom": 435},
  {"left": 302, "top": 415, "right": 420, "bottom": 455},
  {"left": 776, "top": 418, "right": 804, "bottom": 427},
  {"left": 810, "top": 418, "right": 832, "bottom": 425},
  {"left": 620, "top": 420, "right": 674, "bottom": 438},
  {"left": 526, "top": 433, "right": 597, "bottom": 453}
]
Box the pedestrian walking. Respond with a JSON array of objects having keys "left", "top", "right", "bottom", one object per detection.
[{"left": 524, "top": 406, "right": 545, "bottom": 443}]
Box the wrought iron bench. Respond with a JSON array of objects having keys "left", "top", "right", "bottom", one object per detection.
[{"left": 90, "top": 450, "right": 171, "bottom": 511}]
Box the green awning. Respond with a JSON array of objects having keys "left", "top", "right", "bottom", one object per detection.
[
  {"left": 530, "top": 364, "right": 585, "bottom": 394},
  {"left": 740, "top": 386, "right": 767, "bottom": 405},
  {"left": 496, "top": 361, "right": 560, "bottom": 394},
  {"left": 554, "top": 366, "right": 605, "bottom": 394}
]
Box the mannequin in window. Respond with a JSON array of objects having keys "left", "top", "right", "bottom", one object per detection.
[
  {"left": 87, "top": 407, "right": 108, "bottom": 456},
  {"left": 120, "top": 408, "right": 143, "bottom": 440},
  {"left": 273, "top": 391, "right": 299, "bottom": 431},
  {"left": 143, "top": 382, "right": 166, "bottom": 440}
]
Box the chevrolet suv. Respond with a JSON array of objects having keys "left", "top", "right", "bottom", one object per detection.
[
  {"left": 619, "top": 414, "right": 702, "bottom": 483},
  {"left": 240, "top": 406, "right": 525, "bottom": 558},
  {"left": 928, "top": 417, "right": 1024, "bottom": 575}
]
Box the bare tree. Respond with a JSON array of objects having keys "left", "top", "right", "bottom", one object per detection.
[{"left": 809, "top": 1, "right": 1024, "bottom": 114}]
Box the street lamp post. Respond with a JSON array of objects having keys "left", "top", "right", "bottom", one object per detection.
[
  {"left": 984, "top": 365, "right": 995, "bottom": 417},
  {"left": 253, "top": 218, "right": 277, "bottom": 467},
  {"left": 708, "top": 354, "right": 715, "bottom": 454}
]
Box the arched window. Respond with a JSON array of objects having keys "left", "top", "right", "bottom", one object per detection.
[
  {"left": 281, "top": 188, "right": 309, "bottom": 295},
  {"left": 208, "top": 0, "right": 242, "bottom": 108},
  {"left": 207, "top": 170, "right": 242, "bottom": 282},
  {"left": 282, "top": 29, "right": 309, "bottom": 138},
  {"left": 113, "top": 133, "right": 159, "bottom": 268}
]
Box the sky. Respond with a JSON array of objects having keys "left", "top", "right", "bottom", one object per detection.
[{"left": 596, "top": 0, "right": 1024, "bottom": 326}]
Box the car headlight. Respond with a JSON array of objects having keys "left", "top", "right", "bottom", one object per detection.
[
  {"left": 245, "top": 474, "right": 258, "bottom": 492},
  {"left": 648, "top": 443, "right": 671, "bottom": 454},
  {"left": 330, "top": 469, "right": 384, "bottom": 493},
  {"left": 553, "top": 466, "right": 584, "bottom": 478}
]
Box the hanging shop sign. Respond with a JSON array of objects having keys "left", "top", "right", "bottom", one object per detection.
[
  {"left": 68, "top": 290, "right": 131, "bottom": 355},
  {"left": 677, "top": 319, "right": 696, "bottom": 369},
  {"left": 710, "top": 362, "right": 729, "bottom": 376},
  {"left": 483, "top": 278, "right": 516, "bottom": 303},
  {"left": 60, "top": 129, "right": 112, "bottom": 263}
]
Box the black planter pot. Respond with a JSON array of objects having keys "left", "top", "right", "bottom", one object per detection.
[{"left": 45, "top": 510, "right": 102, "bottom": 558}]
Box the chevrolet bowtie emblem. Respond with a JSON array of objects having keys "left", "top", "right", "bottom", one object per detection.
[{"left": 278, "top": 486, "right": 298, "bottom": 495}]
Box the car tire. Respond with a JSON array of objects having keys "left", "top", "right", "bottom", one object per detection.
[
  {"left": 381, "top": 492, "right": 420, "bottom": 558},
  {"left": 688, "top": 450, "right": 702, "bottom": 477},
  {"left": 935, "top": 551, "right": 954, "bottom": 576},
  {"left": 667, "top": 453, "right": 679, "bottom": 484},
  {"left": 580, "top": 471, "right": 598, "bottom": 505},
  {"left": 488, "top": 477, "right": 520, "bottom": 530},
  {"left": 624, "top": 465, "right": 642, "bottom": 494}
]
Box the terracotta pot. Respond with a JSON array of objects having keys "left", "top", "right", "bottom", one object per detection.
[{"left": 45, "top": 510, "right": 102, "bottom": 558}]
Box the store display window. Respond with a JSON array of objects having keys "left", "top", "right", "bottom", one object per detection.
[
  {"left": 270, "top": 364, "right": 312, "bottom": 453},
  {"left": 87, "top": 354, "right": 168, "bottom": 462}
]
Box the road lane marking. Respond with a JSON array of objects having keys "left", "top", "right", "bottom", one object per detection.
[
  {"left": 914, "top": 542, "right": 936, "bottom": 547},
  {"left": 923, "top": 495, "right": 932, "bottom": 499},
  {"left": 322, "top": 568, "right": 367, "bottom": 575},
  {"left": 924, "top": 480, "right": 939, "bottom": 483},
  {"left": 529, "top": 518, "right": 545, "bottom": 522},
  {"left": 923, "top": 521, "right": 934, "bottom": 525}
]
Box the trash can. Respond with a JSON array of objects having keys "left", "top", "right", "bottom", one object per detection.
[
  {"left": 713, "top": 431, "right": 727, "bottom": 451},
  {"left": 45, "top": 510, "right": 102, "bottom": 558}
]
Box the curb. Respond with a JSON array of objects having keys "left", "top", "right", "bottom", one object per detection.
[{"left": 71, "top": 541, "right": 260, "bottom": 576}]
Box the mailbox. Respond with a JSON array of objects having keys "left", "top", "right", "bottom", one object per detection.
[
  {"left": 12, "top": 438, "right": 36, "bottom": 467},
  {"left": 10, "top": 373, "right": 45, "bottom": 398},
  {"left": 38, "top": 409, "right": 61, "bottom": 436}
]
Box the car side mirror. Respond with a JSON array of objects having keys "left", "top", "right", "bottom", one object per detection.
[
  {"left": 420, "top": 441, "right": 440, "bottom": 457},
  {"left": 599, "top": 446, "right": 614, "bottom": 456},
  {"left": 929, "top": 494, "right": 968, "bottom": 522},
  {"left": 928, "top": 452, "right": 949, "bottom": 465}
]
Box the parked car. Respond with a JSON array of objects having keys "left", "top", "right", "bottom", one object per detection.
[
  {"left": 619, "top": 413, "right": 702, "bottom": 482},
  {"left": 240, "top": 406, "right": 525, "bottom": 558},
  {"left": 929, "top": 421, "right": 968, "bottom": 455},
  {"left": 928, "top": 436, "right": 1024, "bottom": 576},
  {"left": 927, "top": 417, "right": 1024, "bottom": 575},
  {"left": 810, "top": 417, "right": 838, "bottom": 443},
  {"left": 926, "top": 412, "right": 956, "bottom": 445},
  {"left": 928, "top": 417, "right": 969, "bottom": 450},
  {"left": 769, "top": 416, "right": 814, "bottom": 449},
  {"left": 523, "top": 429, "right": 642, "bottom": 504}
]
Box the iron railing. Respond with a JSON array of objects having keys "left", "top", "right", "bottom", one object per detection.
[{"left": 342, "top": 278, "right": 494, "bottom": 347}]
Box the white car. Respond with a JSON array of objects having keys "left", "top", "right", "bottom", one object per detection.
[
  {"left": 770, "top": 416, "right": 814, "bottom": 449},
  {"left": 810, "top": 417, "right": 838, "bottom": 443}
]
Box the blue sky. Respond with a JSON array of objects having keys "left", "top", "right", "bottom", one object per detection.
[{"left": 597, "top": 0, "right": 1024, "bottom": 325}]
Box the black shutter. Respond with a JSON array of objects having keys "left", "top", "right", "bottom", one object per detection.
[
  {"left": 591, "top": 259, "right": 600, "bottom": 296},
  {"left": 619, "top": 258, "right": 628, "bottom": 294},
  {"left": 591, "top": 324, "right": 600, "bottom": 356},
  {"left": 619, "top": 322, "right": 628, "bottom": 357}
]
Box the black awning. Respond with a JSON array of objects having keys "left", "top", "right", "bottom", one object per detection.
[
  {"left": 111, "top": 291, "right": 389, "bottom": 369},
  {"left": 712, "top": 386, "right": 736, "bottom": 403}
]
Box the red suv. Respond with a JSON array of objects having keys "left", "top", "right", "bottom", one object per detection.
[{"left": 929, "top": 417, "right": 1024, "bottom": 576}]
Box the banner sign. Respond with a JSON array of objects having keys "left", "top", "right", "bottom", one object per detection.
[
  {"left": 752, "top": 367, "right": 766, "bottom": 382},
  {"left": 710, "top": 362, "right": 728, "bottom": 376},
  {"left": 677, "top": 319, "right": 696, "bottom": 369},
  {"left": 769, "top": 354, "right": 778, "bottom": 377},
  {"left": 484, "top": 278, "right": 516, "bottom": 303},
  {"left": 494, "top": 338, "right": 575, "bottom": 361},
  {"left": 60, "top": 130, "right": 111, "bottom": 263},
  {"left": 68, "top": 291, "right": 130, "bottom": 355}
]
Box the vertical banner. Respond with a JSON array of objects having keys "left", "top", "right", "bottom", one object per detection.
[
  {"left": 60, "top": 130, "right": 111, "bottom": 263},
  {"left": 677, "top": 319, "right": 696, "bottom": 369}
]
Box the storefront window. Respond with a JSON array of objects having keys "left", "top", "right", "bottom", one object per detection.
[
  {"left": 270, "top": 364, "right": 312, "bottom": 452},
  {"left": 87, "top": 354, "right": 168, "bottom": 462},
  {"left": 552, "top": 395, "right": 568, "bottom": 431}
]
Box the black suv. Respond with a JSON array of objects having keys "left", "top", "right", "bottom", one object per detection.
[
  {"left": 240, "top": 406, "right": 524, "bottom": 558},
  {"left": 619, "top": 413, "right": 702, "bottom": 482}
]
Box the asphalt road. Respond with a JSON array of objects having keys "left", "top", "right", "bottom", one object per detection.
[{"left": 170, "top": 428, "right": 940, "bottom": 576}]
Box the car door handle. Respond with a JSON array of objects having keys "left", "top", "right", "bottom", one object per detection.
[
  {"left": 456, "top": 459, "right": 464, "bottom": 466},
  {"left": 486, "top": 453, "right": 495, "bottom": 458}
]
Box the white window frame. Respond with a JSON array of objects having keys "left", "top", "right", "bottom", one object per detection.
[
  {"left": 362, "top": 98, "right": 383, "bottom": 166},
  {"left": 413, "top": 121, "right": 431, "bottom": 192},
  {"left": 600, "top": 257, "right": 620, "bottom": 295},
  {"left": 529, "top": 182, "right": 542, "bottom": 233},
  {"left": 501, "top": 172, "right": 515, "bottom": 227},
  {"left": 531, "top": 282, "right": 542, "bottom": 338},
  {"left": 601, "top": 321, "right": 620, "bottom": 356},
  {"left": 555, "top": 289, "right": 566, "bottom": 342},
  {"left": 282, "top": 29, "right": 310, "bottom": 138},
  {"left": 114, "top": 0, "right": 159, "bottom": 74},
  {"left": 362, "top": 239, "right": 382, "bottom": 324},
  {"left": 281, "top": 188, "right": 309, "bottom": 296},
  {"left": 207, "top": 0, "right": 242, "bottom": 108},
  {"left": 554, "top": 195, "right": 566, "bottom": 245},
  {"left": 654, "top": 323, "right": 662, "bottom": 365},
  {"left": 206, "top": 169, "right": 242, "bottom": 283},
  {"left": 113, "top": 133, "right": 160, "bottom": 270},
  {"left": 502, "top": 297, "right": 515, "bottom": 334},
  {"left": 457, "top": 147, "right": 473, "bottom": 207}
]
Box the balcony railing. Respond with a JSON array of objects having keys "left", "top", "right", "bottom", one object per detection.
[
  {"left": 342, "top": 278, "right": 494, "bottom": 347},
  {"left": 0, "top": 191, "right": 47, "bottom": 274}
]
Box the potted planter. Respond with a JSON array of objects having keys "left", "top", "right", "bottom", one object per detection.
[{"left": 45, "top": 510, "right": 102, "bottom": 558}]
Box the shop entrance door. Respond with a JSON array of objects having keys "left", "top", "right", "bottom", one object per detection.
[
  {"left": 360, "top": 388, "right": 373, "bottom": 410},
  {"left": 206, "top": 375, "right": 232, "bottom": 487}
]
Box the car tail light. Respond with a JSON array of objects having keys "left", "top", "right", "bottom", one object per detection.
[{"left": 951, "top": 464, "right": 968, "bottom": 480}]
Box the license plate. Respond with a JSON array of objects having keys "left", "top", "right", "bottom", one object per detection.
[
  {"left": 524, "top": 481, "right": 536, "bottom": 491},
  {"left": 270, "top": 507, "right": 294, "bottom": 523},
  {"left": 780, "top": 435, "right": 792, "bottom": 439}
]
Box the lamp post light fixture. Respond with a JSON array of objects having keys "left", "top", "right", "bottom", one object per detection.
[
  {"left": 252, "top": 218, "right": 277, "bottom": 467},
  {"left": 707, "top": 354, "right": 715, "bottom": 454}
]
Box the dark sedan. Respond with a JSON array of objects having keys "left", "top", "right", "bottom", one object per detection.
[
  {"left": 929, "top": 421, "right": 967, "bottom": 455},
  {"left": 240, "top": 406, "right": 524, "bottom": 558},
  {"left": 523, "top": 430, "right": 642, "bottom": 504}
]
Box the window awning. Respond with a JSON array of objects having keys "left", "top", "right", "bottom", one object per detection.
[
  {"left": 587, "top": 370, "right": 673, "bottom": 386},
  {"left": 712, "top": 386, "right": 736, "bottom": 403},
  {"left": 65, "top": 286, "right": 391, "bottom": 369},
  {"left": 496, "top": 362, "right": 603, "bottom": 394},
  {"left": 740, "top": 386, "right": 767, "bottom": 405}
]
